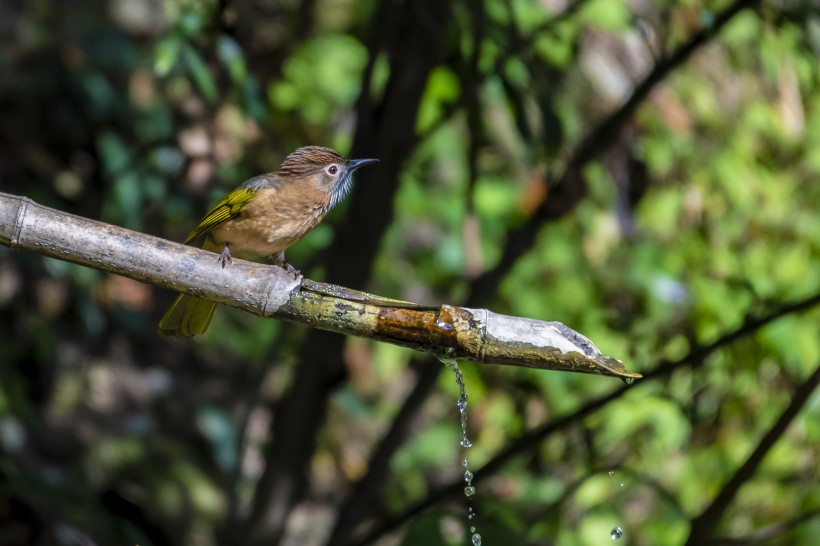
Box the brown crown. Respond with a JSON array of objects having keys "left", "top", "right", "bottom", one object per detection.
[{"left": 278, "top": 146, "right": 347, "bottom": 177}]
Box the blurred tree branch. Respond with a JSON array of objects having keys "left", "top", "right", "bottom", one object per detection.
[
  {"left": 710, "top": 509, "right": 820, "bottom": 545},
  {"left": 685, "top": 363, "right": 820, "bottom": 545},
  {"left": 467, "top": 0, "right": 762, "bottom": 306}
]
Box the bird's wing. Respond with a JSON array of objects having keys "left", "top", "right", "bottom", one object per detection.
[{"left": 183, "top": 174, "right": 281, "bottom": 244}]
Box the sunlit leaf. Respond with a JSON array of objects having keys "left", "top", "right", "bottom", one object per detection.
[
  {"left": 154, "top": 36, "right": 181, "bottom": 76},
  {"left": 182, "top": 43, "right": 218, "bottom": 103}
]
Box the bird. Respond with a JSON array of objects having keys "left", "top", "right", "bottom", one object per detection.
[{"left": 158, "top": 145, "right": 378, "bottom": 338}]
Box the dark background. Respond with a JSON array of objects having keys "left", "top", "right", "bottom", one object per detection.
[{"left": 0, "top": 0, "right": 818, "bottom": 545}]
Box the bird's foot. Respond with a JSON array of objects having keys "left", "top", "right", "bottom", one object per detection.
[
  {"left": 218, "top": 245, "right": 233, "bottom": 268},
  {"left": 271, "top": 252, "right": 299, "bottom": 276}
]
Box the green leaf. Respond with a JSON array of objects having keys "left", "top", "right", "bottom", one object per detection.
[
  {"left": 398, "top": 512, "right": 447, "bottom": 546},
  {"left": 154, "top": 36, "right": 181, "bottom": 76},
  {"left": 580, "top": 0, "right": 632, "bottom": 31},
  {"left": 416, "top": 66, "right": 461, "bottom": 133},
  {"left": 183, "top": 43, "right": 218, "bottom": 103},
  {"left": 96, "top": 130, "right": 130, "bottom": 175},
  {"left": 217, "top": 34, "right": 247, "bottom": 85}
]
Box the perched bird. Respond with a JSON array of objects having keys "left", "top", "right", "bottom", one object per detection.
[{"left": 159, "top": 145, "right": 378, "bottom": 338}]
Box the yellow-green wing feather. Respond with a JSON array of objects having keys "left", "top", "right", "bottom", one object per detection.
[{"left": 184, "top": 186, "right": 258, "bottom": 244}]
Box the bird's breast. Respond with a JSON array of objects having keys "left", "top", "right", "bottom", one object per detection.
[{"left": 209, "top": 187, "right": 330, "bottom": 258}]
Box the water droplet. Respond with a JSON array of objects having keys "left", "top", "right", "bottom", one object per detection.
[
  {"left": 464, "top": 469, "right": 473, "bottom": 482},
  {"left": 619, "top": 481, "right": 624, "bottom": 487},
  {"left": 622, "top": 376, "right": 636, "bottom": 385},
  {"left": 470, "top": 526, "right": 476, "bottom": 533},
  {"left": 611, "top": 526, "right": 623, "bottom": 540},
  {"left": 608, "top": 470, "right": 615, "bottom": 476},
  {"left": 464, "top": 486, "right": 476, "bottom": 497},
  {"left": 436, "top": 319, "right": 456, "bottom": 331},
  {"left": 463, "top": 457, "right": 469, "bottom": 468},
  {"left": 460, "top": 438, "right": 473, "bottom": 448},
  {"left": 472, "top": 533, "right": 482, "bottom": 545}
]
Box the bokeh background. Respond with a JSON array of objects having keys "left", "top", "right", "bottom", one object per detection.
[{"left": 0, "top": 0, "right": 818, "bottom": 545}]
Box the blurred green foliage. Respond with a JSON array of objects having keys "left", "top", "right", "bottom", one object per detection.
[{"left": 0, "top": 0, "right": 819, "bottom": 545}]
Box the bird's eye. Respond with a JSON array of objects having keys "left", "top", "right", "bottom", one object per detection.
[{"left": 327, "top": 164, "right": 339, "bottom": 175}]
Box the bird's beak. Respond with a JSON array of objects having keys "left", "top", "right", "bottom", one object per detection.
[{"left": 347, "top": 158, "right": 379, "bottom": 172}]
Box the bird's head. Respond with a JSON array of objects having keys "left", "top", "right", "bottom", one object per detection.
[{"left": 280, "top": 146, "right": 378, "bottom": 209}]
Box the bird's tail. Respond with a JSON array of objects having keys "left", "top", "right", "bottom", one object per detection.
[{"left": 158, "top": 293, "right": 217, "bottom": 338}]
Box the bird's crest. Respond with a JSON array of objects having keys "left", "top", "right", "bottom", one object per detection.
[{"left": 279, "top": 146, "right": 347, "bottom": 177}]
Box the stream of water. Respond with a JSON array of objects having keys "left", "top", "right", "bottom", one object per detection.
[{"left": 440, "top": 358, "right": 482, "bottom": 546}]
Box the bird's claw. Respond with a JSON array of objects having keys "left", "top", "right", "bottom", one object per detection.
[
  {"left": 271, "top": 252, "right": 299, "bottom": 276},
  {"left": 283, "top": 263, "right": 301, "bottom": 276},
  {"left": 218, "top": 246, "right": 233, "bottom": 269}
]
